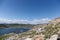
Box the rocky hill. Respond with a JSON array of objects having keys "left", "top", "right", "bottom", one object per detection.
[{"left": 1, "top": 17, "right": 60, "bottom": 40}]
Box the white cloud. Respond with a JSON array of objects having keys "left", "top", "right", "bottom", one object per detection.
[
  {"left": 0, "top": 18, "right": 50, "bottom": 24},
  {"left": 30, "top": 18, "right": 50, "bottom": 24}
]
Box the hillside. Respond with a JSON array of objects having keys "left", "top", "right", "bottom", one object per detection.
[
  {"left": 1, "top": 17, "right": 60, "bottom": 40},
  {"left": 0, "top": 24, "right": 8, "bottom": 28}
]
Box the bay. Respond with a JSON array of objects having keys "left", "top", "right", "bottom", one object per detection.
[{"left": 0, "top": 28, "right": 29, "bottom": 36}]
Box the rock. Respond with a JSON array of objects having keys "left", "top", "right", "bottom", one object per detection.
[
  {"left": 25, "top": 38, "right": 33, "bottom": 40},
  {"left": 34, "top": 35, "right": 43, "bottom": 40},
  {"left": 49, "top": 34, "right": 58, "bottom": 40}
]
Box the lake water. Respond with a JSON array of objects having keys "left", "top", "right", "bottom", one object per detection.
[{"left": 0, "top": 28, "right": 29, "bottom": 36}]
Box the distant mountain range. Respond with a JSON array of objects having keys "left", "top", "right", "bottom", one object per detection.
[{"left": 0, "top": 24, "right": 35, "bottom": 28}]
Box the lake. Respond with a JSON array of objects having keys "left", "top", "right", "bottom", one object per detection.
[{"left": 0, "top": 28, "right": 29, "bottom": 36}]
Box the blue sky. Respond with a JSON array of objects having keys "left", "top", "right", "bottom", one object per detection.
[{"left": 0, "top": 0, "right": 60, "bottom": 24}]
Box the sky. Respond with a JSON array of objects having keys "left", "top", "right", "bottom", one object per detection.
[{"left": 0, "top": 0, "right": 60, "bottom": 24}]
